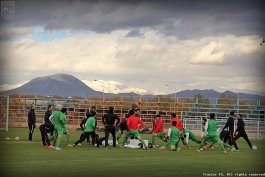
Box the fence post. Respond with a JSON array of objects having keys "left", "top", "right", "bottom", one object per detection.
[{"left": 257, "top": 120, "right": 259, "bottom": 140}]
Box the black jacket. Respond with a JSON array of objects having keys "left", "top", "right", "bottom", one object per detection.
[
  {"left": 223, "top": 116, "right": 234, "bottom": 132},
  {"left": 80, "top": 117, "right": 88, "bottom": 131},
  {"left": 119, "top": 120, "right": 127, "bottom": 131},
  {"left": 39, "top": 123, "right": 54, "bottom": 133},
  {"left": 102, "top": 113, "right": 120, "bottom": 126},
  {"left": 235, "top": 118, "right": 245, "bottom": 134},
  {"left": 44, "top": 110, "right": 52, "bottom": 124},
  {"left": 28, "top": 109, "right": 36, "bottom": 125}
]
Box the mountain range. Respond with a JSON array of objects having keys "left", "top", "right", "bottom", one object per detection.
[{"left": 1, "top": 73, "right": 264, "bottom": 99}]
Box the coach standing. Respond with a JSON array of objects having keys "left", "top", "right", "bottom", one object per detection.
[
  {"left": 222, "top": 111, "right": 235, "bottom": 145},
  {"left": 102, "top": 107, "right": 120, "bottom": 150},
  {"left": 28, "top": 104, "right": 36, "bottom": 142}
]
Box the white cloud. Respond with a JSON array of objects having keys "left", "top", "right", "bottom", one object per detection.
[{"left": 0, "top": 30, "right": 264, "bottom": 93}]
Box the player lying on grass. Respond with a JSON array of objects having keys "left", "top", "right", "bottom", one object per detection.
[
  {"left": 121, "top": 110, "right": 148, "bottom": 150},
  {"left": 152, "top": 114, "right": 168, "bottom": 148},
  {"left": 197, "top": 113, "right": 235, "bottom": 154}
]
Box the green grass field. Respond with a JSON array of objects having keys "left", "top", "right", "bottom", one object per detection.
[{"left": 0, "top": 128, "right": 264, "bottom": 177}]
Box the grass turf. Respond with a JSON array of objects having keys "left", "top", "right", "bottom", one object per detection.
[{"left": 0, "top": 128, "right": 264, "bottom": 177}]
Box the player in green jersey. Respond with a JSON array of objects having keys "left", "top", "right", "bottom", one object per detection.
[{"left": 197, "top": 113, "right": 235, "bottom": 154}]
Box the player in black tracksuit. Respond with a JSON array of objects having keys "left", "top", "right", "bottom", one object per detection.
[
  {"left": 80, "top": 106, "right": 96, "bottom": 144},
  {"left": 39, "top": 123, "right": 54, "bottom": 146},
  {"left": 28, "top": 104, "right": 36, "bottom": 142},
  {"left": 232, "top": 114, "right": 253, "bottom": 151},
  {"left": 102, "top": 107, "right": 120, "bottom": 149},
  {"left": 222, "top": 112, "right": 235, "bottom": 145},
  {"left": 44, "top": 105, "right": 53, "bottom": 136}
]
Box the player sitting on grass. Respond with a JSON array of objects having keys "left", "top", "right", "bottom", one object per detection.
[
  {"left": 197, "top": 113, "right": 235, "bottom": 154},
  {"left": 152, "top": 114, "right": 167, "bottom": 148},
  {"left": 121, "top": 110, "right": 148, "bottom": 150}
]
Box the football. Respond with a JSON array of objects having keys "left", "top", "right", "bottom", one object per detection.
[
  {"left": 15, "top": 136, "right": 19, "bottom": 140},
  {"left": 252, "top": 145, "right": 257, "bottom": 150}
]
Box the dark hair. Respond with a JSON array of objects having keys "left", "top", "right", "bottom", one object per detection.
[
  {"left": 230, "top": 111, "right": 234, "bottom": 116},
  {"left": 155, "top": 114, "right": 161, "bottom": 118},
  {"left": 91, "top": 106, "right": 96, "bottom": 109},
  {"left": 47, "top": 105, "right": 52, "bottom": 111},
  {"left": 31, "top": 104, "right": 35, "bottom": 109},
  {"left": 238, "top": 114, "right": 242, "bottom": 118},
  {"left": 129, "top": 109, "right": 135, "bottom": 115},
  {"left": 172, "top": 121, "right": 177, "bottom": 126},
  {"left": 136, "top": 108, "right": 140, "bottom": 111},
  {"left": 61, "top": 108, "right": 67, "bottom": 113},
  {"left": 210, "top": 113, "right": 215, "bottom": 119},
  {"left": 202, "top": 118, "right": 207, "bottom": 122},
  {"left": 171, "top": 113, "right": 176, "bottom": 118},
  {"left": 90, "top": 111, "right": 97, "bottom": 117},
  {"left": 109, "top": 107, "right": 114, "bottom": 113}
]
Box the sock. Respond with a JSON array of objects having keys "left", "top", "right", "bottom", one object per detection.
[
  {"left": 182, "top": 139, "right": 190, "bottom": 148},
  {"left": 66, "top": 134, "right": 70, "bottom": 144},
  {"left": 117, "top": 137, "right": 119, "bottom": 141},
  {"left": 219, "top": 143, "right": 225, "bottom": 151},
  {"left": 53, "top": 136, "right": 57, "bottom": 146},
  {"left": 198, "top": 141, "right": 205, "bottom": 150},
  {"left": 224, "top": 143, "right": 232, "bottom": 149},
  {"left": 152, "top": 136, "right": 156, "bottom": 145},
  {"left": 122, "top": 137, "right": 128, "bottom": 147},
  {"left": 139, "top": 139, "right": 146, "bottom": 147},
  {"left": 164, "top": 141, "right": 170, "bottom": 147},
  {"left": 55, "top": 137, "right": 61, "bottom": 147}
]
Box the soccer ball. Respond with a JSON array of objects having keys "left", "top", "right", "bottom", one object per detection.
[
  {"left": 15, "top": 136, "right": 19, "bottom": 140},
  {"left": 108, "top": 140, "right": 113, "bottom": 145},
  {"left": 102, "top": 141, "right": 105, "bottom": 145},
  {"left": 252, "top": 145, "right": 257, "bottom": 150},
  {"left": 6, "top": 137, "right": 10, "bottom": 140}
]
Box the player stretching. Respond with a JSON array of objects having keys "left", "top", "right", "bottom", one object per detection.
[
  {"left": 39, "top": 123, "right": 54, "bottom": 148},
  {"left": 231, "top": 114, "right": 254, "bottom": 152},
  {"left": 152, "top": 114, "right": 166, "bottom": 148},
  {"left": 73, "top": 111, "right": 99, "bottom": 147},
  {"left": 121, "top": 110, "right": 148, "bottom": 150},
  {"left": 168, "top": 121, "right": 181, "bottom": 151},
  {"left": 197, "top": 113, "right": 233, "bottom": 154},
  {"left": 184, "top": 127, "right": 201, "bottom": 144}
]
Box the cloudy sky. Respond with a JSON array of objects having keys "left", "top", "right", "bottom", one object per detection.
[{"left": 0, "top": 0, "right": 264, "bottom": 94}]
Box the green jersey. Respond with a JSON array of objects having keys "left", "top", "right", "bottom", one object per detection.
[
  {"left": 205, "top": 119, "right": 219, "bottom": 136},
  {"left": 184, "top": 128, "right": 196, "bottom": 137},
  {"left": 53, "top": 111, "right": 66, "bottom": 126},
  {"left": 85, "top": 117, "right": 96, "bottom": 132},
  {"left": 169, "top": 126, "right": 180, "bottom": 140}
]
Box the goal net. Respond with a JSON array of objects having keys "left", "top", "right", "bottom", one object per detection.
[{"left": 0, "top": 95, "right": 9, "bottom": 131}]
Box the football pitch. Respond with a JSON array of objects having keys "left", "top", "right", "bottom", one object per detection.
[{"left": 0, "top": 128, "right": 264, "bottom": 177}]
